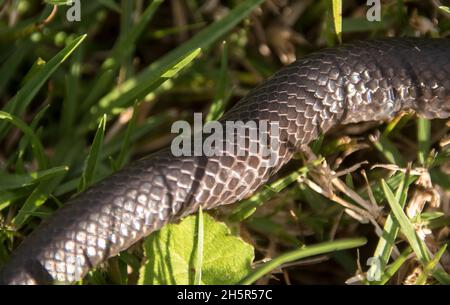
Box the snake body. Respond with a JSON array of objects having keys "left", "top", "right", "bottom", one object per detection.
[{"left": 1, "top": 38, "right": 450, "bottom": 284}]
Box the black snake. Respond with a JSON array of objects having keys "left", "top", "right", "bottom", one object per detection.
[{"left": 1, "top": 38, "right": 450, "bottom": 284}]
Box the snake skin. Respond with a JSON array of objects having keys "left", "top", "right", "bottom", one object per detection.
[{"left": 1, "top": 38, "right": 450, "bottom": 284}]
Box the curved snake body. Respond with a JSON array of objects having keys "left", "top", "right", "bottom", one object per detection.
[{"left": 1, "top": 38, "right": 450, "bottom": 284}]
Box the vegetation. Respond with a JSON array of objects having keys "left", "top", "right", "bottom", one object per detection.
[{"left": 0, "top": 0, "right": 449, "bottom": 285}]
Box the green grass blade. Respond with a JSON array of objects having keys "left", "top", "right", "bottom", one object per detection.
[
  {"left": 417, "top": 117, "right": 431, "bottom": 166},
  {"left": 206, "top": 41, "right": 229, "bottom": 122},
  {"left": 12, "top": 169, "right": 69, "bottom": 228},
  {"left": 81, "top": 0, "right": 164, "bottom": 111},
  {"left": 239, "top": 238, "right": 367, "bottom": 285},
  {"left": 230, "top": 164, "right": 313, "bottom": 222},
  {"left": 78, "top": 114, "right": 107, "bottom": 192},
  {"left": 194, "top": 207, "right": 204, "bottom": 285},
  {"left": 84, "top": 47, "right": 202, "bottom": 128},
  {"left": 61, "top": 46, "right": 84, "bottom": 136},
  {"left": 98, "top": 0, "right": 121, "bottom": 12},
  {"left": 20, "top": 58, "right": 46, "bottom": 88},
  {"left": 0, "top": 188, "right": 33, "bottom": 212},
  {"left": 439, "top": 6, "right": 450, "bottom": 14},
  {"left": 0, "top": 111, "right": 48, "bottom": 170},
  {"left": 115, "top": 102, "right": 139, "bottom": 170},
  {"left": 0, "top": 42, "right": 32, "bottom": 95},
  {"left": 0, "top": 34, "right": 87, "bottom": 140},
  {"left": 0, "top": 166, "right": 68, "bottom": 192},
  {"left": 416, "top": 244, "right": 447, "bottom": 285},
  {"left": 373, "top": 247, "right": 412, "bottom": 285},
  {"left": 371, "top": 134, "right": 406, "bottom": 167},
  {"left": 363, "top": 172, "right": 417, "bottom": 203},
  {"left": 381, "top": 179, "right": 430, "bottom": 263},
  {"left": 84, "top": 0, "right": 265, "bottom": 128},
  {"left": 329, "top": 0, "right": 342, "bottom": 43},
  {"left": 369, "top": 172, "right": 410, "bottom": 283},
  {"left": 15, "top": 105, "right": 50, "bottom": 172}
]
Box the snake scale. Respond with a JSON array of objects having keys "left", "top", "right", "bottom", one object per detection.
[{"left": 1, "top": 38, "right": 450, "bottom": 284}]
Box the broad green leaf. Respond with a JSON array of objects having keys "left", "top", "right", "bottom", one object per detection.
[{"left": 139, "top": 213, "right": 254, "bottom": 285}]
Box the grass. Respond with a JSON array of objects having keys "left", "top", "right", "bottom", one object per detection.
[{"left": 0, "top": 0, "right": 450, "bottom": 285}]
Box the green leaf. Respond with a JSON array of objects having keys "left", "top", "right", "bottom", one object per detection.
[{"left": 139, "top": 213, "right": 254, "bottom": 285}]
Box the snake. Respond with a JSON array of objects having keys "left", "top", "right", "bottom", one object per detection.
[{"left": 1, "top": 37, "right": 450, "bottom": 285}]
